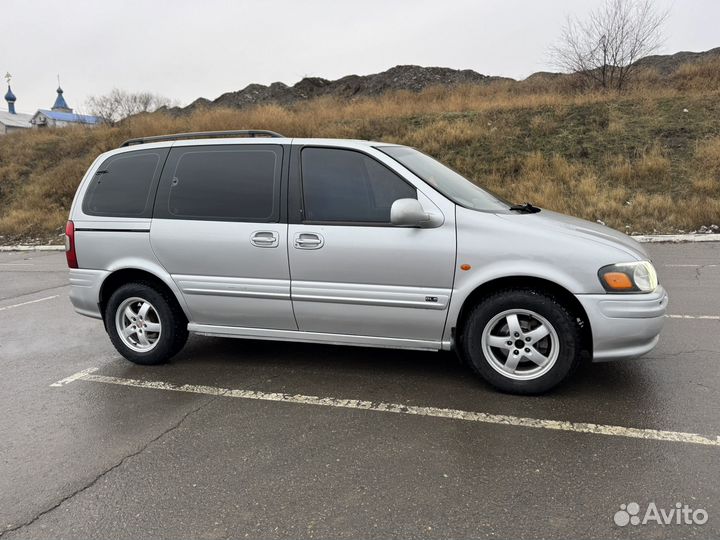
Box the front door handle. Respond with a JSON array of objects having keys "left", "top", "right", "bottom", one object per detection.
[
  {"left": 250, "top": 230, "right": 279, "bottom": 248},
  {"left": 293, "top": 232, "right": 324, "bottom": 250}
]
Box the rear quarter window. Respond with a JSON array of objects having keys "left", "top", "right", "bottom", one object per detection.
[{"left": 82, "top": 149, "right": 167, "bottom": 217}]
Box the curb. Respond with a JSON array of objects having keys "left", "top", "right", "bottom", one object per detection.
[
  {"left": 1, "top": 234, "right": 719, "bottom": 252},
  {"left": 0, "top": 245, "right": 65, "bottom": 252},
  {"left": 630, "top": 234, "right": 720, "bottom": 243}
]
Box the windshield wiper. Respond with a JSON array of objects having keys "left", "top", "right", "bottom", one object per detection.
[{"left": 509, "top": 202, "right": 541, "bottom": 214}]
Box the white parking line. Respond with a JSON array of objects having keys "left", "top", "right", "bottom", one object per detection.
[
  {"left": 0, "top": 295, "right": 59, "bottom": 312},
  {"left": 49, "top": 367, "right": 100, "bottom": 387},
  {"left": 666, "top": 314, "right": 720, "bottom": 320},
  {"left": 52, "top": 368, "right": 720, "bottom": 447}
]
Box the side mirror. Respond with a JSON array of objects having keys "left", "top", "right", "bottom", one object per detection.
[{"left": 390, "top": 198, "right": 442, "bottom": 228}]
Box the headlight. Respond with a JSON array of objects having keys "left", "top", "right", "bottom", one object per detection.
[{"left": 598, "top": 261, "right": 658, "bottom": 293}]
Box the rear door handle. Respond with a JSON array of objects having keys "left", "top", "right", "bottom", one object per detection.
[
  {"left": 250, "top": 230, "right": 279, "bottom": 248},
  {"left": 293, "top": 232, "right": 324, "bottom": 250}
]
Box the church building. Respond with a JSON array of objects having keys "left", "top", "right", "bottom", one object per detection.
[
  {"left": 30, "top": 86, "right": 101, "bottom": 128},
  {"left": 1, "top": 74, "right": 101, "bottom": 136},
  {"left": 0, "top": 77, "right": 32, "bottom": 135}
]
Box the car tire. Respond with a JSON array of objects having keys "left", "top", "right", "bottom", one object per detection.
[
  {"left": 460, "top": 288, "right": 582, "bottom": 394},
  {"left": 105, "top": 282, "right": 188, "bottom": 365}
]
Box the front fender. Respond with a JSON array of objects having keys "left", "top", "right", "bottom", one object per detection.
[
  {"left": 443, "top": 207, "right": 631, "bottom": 346},
  {"left": 442, "top": 261, "right": 586, "bottom": 345}
]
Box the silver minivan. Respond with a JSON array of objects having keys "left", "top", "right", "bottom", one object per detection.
[{"left": 67, "top": 130, "right": 668, "bottom": 394}]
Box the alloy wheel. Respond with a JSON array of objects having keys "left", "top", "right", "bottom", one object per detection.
[
  {"left": 481, "top": 308, "right": 560, "bottom": 380},
  {"left": 115, "top": 297, "right": 162, "bottom": 353}
]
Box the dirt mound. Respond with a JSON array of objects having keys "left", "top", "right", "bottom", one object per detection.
[
  {"left": 160, "top": 48, "right": 720, "bottom": 114},
  {"left": 631, "top": 47, "right": 720, "bottom": 74},
  {"left": 171, "top": 65, "right": 504, "bottom": 113}
]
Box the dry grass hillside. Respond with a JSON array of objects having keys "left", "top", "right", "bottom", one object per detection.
[{"left": 1, "top": 59, "right": 719, "bottom": 243}]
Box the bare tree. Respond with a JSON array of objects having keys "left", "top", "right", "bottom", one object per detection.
[
  {"left": 551, "top": 0, "right": 668, "bottom": 91},
  {"left": 86, "top": 89, "right": 176, "bottom": 124}
]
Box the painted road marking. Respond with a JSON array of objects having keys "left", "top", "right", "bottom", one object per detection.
[
  {"left": 0, "top": 295, "right": 59, "bottom": 312},
  {"left": 666, "top": 314, "right": 720, "bottom": 320},
  {"left": 52, "top": 368, "right": 720, "bottom": 447},
  {"left": 49, "top": 367, "right": 100, "bottom": 387}
]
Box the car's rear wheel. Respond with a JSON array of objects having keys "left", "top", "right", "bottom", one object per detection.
[
  {"left": 105, "top": 282, "right": 188, "bottom": 365},
  {"left": 460, "top": 288, "right": 582, "bottom": 394}
]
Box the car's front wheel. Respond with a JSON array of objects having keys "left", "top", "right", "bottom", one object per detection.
[
  {"left": 105, "top": 282, "right": 188, "bottom": 365},
  {"left": 460, "top": 288, "right": 582, "bottom": 394}
]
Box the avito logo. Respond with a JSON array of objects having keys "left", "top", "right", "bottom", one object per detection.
[{"left": 614, "top": 502, "right": 708, "bottom": 527}]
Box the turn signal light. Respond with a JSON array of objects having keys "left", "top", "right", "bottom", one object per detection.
[{"left": 602, "top": 271, "right": 633, "bottom": 290}]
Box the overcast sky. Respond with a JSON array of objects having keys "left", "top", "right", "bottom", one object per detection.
[{"left": 2, "top": 0, "right": 718, "bottom": 114}]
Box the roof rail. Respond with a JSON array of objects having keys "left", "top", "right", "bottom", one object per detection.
[{"left": 120, "top": 129, "right": 285, "bottom": 147}]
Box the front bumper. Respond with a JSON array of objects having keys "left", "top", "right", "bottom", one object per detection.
[
  {"left": 576, "top": 285, "right": 668, "bottom": 362},
  {"left": 69, "top": 268, "right": 108, "bottom": 319}
]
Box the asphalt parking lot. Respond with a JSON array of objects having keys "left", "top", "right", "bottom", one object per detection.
[{"left": 0, "top": 243, "right": 718, "bottom": 539}]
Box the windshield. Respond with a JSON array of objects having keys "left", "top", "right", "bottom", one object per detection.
[{"left": 377, "top": 146, "right": 510, "bottom": 212}]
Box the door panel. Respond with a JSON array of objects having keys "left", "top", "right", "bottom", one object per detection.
[
  {"left": 151, "top": 219, "right": 295, "bottom": 329},
  {"left": 288, "top": 206, "right": 455, "bottom": 340}
]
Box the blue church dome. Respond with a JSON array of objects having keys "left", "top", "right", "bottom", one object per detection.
[
  {"left": 4, "top": 85, "right": 16, "bottom": 103},
  {"left": 52, "top": 86, "right": 70, "bottom": 111}
]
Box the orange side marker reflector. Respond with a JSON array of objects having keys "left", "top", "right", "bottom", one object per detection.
[
  {"left": 603, "top": 272, "right": 633, "bottom": 290},
  {"left": 460, "top": 264, "right": 472, "bottom": 271}
]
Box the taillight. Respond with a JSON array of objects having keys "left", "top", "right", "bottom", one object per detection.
[{"left": 65, "top": 220, "right": 78, "bottom": 268}]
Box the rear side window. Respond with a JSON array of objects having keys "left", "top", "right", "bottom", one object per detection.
[
  {"left": 82, "top": 149, "right": 166, "bottom": 217},
  {"left": 154, "top": 145, "right": 282, "bottom": 222},
  {"left": 301, "top": 147, "right": 416, "bottom": 223}
]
